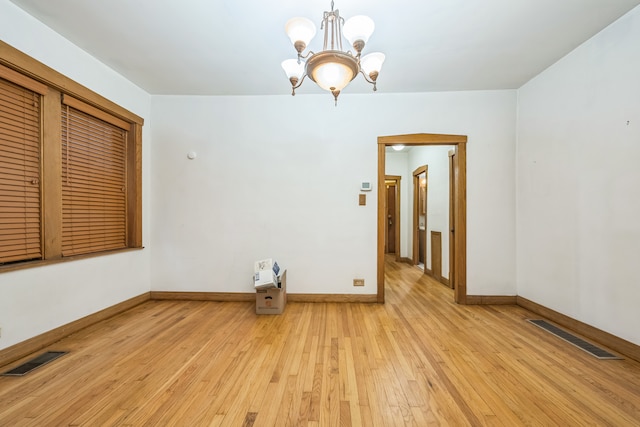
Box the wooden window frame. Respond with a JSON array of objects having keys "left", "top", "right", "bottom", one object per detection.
[{"left": 0, "top": 41, "right": 143, "bottom": 273}]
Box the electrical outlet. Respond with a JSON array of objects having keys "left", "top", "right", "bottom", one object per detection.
[{"left": 353, "top": 279, "right": 365, "bottom": 286}]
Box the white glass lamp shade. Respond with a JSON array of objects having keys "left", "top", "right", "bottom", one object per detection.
[
  {"left": 285, "top": 17, "right": 316, "bottom": 47},
  {"left": 306, "top": 51, "right": 359, "bottom": 92},
  {"left": 312, "top": 62, "right": 353, "bottom": 91},
  {"left": 281, "top": 59, "right": 304, "bottom": 80},
  {"left": 360, "top": 52, "right": 385, "bottom": 75},
  {"left": 343, "top": 15, "right": 375, "bottom": 45}
]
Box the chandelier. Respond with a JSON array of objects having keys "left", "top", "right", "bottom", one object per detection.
[{"left": 281, "top": 1, "right": 385, "bottom": 105}]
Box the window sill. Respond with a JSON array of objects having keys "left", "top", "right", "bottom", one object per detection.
[{"left": 0, "top": 247, "right": 145, "bottom": 274}]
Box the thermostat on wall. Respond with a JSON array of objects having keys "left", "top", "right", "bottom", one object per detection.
[{"left": 360, "top": 181, "right": 372, "bottom": 191}]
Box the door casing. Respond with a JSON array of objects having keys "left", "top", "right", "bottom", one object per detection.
[
  {"left": 449, "top": 149, "right": 456, "bottom": 289},
  {"left": 377, "top": 133, "right": 467, "bottom": 304}
]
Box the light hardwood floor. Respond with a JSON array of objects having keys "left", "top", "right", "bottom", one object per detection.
[{"left": 1, "top": 258, "right": 640, "bottom": 426}]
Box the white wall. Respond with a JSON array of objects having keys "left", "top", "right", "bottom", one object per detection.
[
  {"left": 150, "top": 90, "right": 517, "bottom": 297},
  {"left": 517, "top": 6, "right": 640, "bottom": 345},
  {"left": 0, "top": 2, "right": 152, "bottom": 351}
]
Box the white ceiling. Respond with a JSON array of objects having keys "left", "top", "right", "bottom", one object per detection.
[{"left": 9, "top": 0, "right": 640, "bottom": 96}]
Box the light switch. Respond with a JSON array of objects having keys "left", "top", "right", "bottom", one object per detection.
[{"left": 359, "top": 194, "right": 366, "bottom": 206}]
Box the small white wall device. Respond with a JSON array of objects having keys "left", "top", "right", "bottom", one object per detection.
[{"left": 360, "top": 181, "right": 372, "bottom": 191}]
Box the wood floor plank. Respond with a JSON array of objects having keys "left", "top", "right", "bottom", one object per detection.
[{"left": 1, "top": 257, "right": 640, "bottom": 425}]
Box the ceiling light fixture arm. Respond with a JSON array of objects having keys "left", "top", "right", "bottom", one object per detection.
[
  {"left": 296, "top": 50, "right": 315, "bottom": 64},
  {"left": 288, "top": 73, "right": 308, "bottom": 96},
  {"left": 359, "top": 69, "right": 379, "bottom": 92}
]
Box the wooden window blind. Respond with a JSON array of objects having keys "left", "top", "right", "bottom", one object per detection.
[
  {"left": 61, "top": 96, "right": 128, "bottom": 257},
  {"left": 0, "top": 77, "right": 42, "bottom": 264}
]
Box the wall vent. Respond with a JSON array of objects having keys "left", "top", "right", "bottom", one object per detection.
[{"left": 527, "top": 319, "right": 622, "bottom": 360}]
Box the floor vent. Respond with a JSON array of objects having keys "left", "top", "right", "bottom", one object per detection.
[
  {"left": 527, "top": 319, "right": 622, "bottom": 360},
  {"left": 2, "top": 351, "right": 68, "bottom": 376}
]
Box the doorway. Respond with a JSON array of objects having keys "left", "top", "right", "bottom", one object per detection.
[
  {"left": 448, "top": 149, "right": 456, "bottom": 290},
  {"left": 384, "top": 176, "right": 401, "bottom": 260},
  {"left": 377, "top": 133, "right": 467, "bottom": 304},
  {"left": 412, "top": 166, "right": 427, "bottom": 270}
]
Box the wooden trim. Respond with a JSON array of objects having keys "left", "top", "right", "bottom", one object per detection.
[
  {"left": 466, "top": 295, "right": 517, "bottom": 305},
  {"left": 62, "top": 94, "right": 130, "bottom": 130},
  {"left": 431, "top": 230, "right": 442, "bottom": 280},
  {"left": 0, "top": 40, "right": 143, "bottom": 125},
  {"left": 378, "top": 133, "right": 468, "bottom": 305},
  {"left": 413, "top": 174, "right": 418, "bottom": 265},
  {"left": 377, "top": 143, "right": 386, "bottom": 303},
  {"left": 42, "top": 87, "right": 63, "bottom": 259},
  {"left": 150, "top": 292, "right": 378, "bottom": 304},
  {"left": 448, "top": 149, "right": 455, "bottom": 289},
  {"left": 517, "top": 296, "right": 640, "bottom": 363},
  {"left": 454, "top": 141, "right": 467, "bottom": 304},
  {"left": 0, "top": 293, "right": 150, "bottom": 368},
  {"left": 395, "top": 179, "right": 401, "bottom": 262},
  {"left": 0, "top": 63, "right": 48, "bottom": 94},
  {"left": 150, "top": 292, "right": 255, "bottom": 302},
  {"left": 398, "top": 257, "right": 413, "bottom": 264},
  {"left": 288, "top": 294, "right": 378, "bottom": 303},
  {"left": 128, "top": 123, "right": 143, "bottom": 248},
  {"left": 378, "top": 133, "right": 467, "bottom": 145},
  {"left": 0, "top": 247, "right": 145, "bottom": 274}
]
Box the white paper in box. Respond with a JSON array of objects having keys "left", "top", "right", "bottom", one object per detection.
[{"left": 254, "top": 258, "right": 281, "bottom": 289}]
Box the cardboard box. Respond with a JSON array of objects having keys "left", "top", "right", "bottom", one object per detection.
[{"left": 256, "top": 270, "right": 287, "bottom": 314}]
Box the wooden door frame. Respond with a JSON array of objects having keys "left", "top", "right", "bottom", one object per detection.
[
  {"left": 448, "top": 149, "right": 456, "bottom": 289},
  {"left": 412, "top": 165, "right": 427, "bottom": 267},
  {"left": 378, "top": 133, "right": 467, "bottom": 304},
  {"left": 384, "top": 175, "right": 402, "bottom": 261}
]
